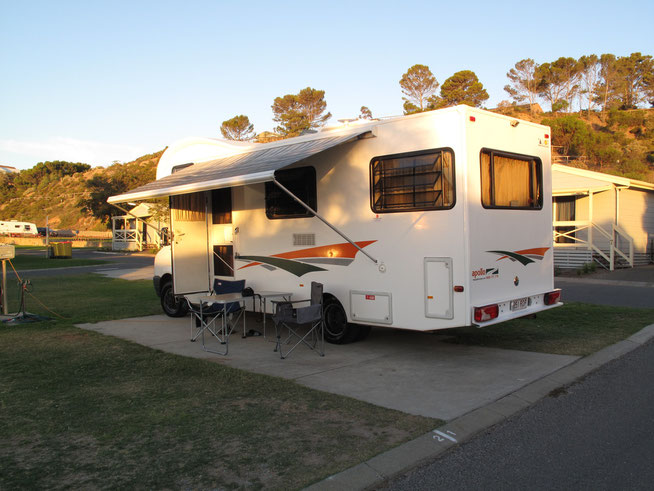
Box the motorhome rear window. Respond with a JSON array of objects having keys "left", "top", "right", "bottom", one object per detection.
[
  {"left": 370, "top": 148, "right": 455, "bottom": 213},
  {"left": 265, "top": 167, "right": 317, "bottom": 219},
  {"left": 480, "top": 149, "right": 542, "bottom": 210}
]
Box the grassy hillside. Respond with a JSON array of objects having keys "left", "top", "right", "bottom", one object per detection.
[
  {"left": 495, "top": 106, "right": 654, "bottom": 182},
  {"left": 1, "top": 108, "right": 652, "bottom": 232},
  {"left": 0, "top": 151, "right": 162, "bottom": 230}
]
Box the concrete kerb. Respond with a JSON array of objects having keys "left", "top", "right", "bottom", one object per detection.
[{"left": 306, "top": 322, "right": 654, "bottom": 491}]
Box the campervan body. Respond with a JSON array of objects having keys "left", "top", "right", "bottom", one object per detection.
[
  {"left": 0, "top": 220, "right": 38, "bottom": 236},
  {"left": 109, "top": 105, "right": 562, "bottom": 343}
]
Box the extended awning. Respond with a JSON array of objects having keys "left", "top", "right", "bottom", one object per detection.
[{"left": 108, "top": 129, "right": 372, "bottom": 204}]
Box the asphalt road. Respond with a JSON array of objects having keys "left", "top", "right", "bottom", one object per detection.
[
  {"left": 555, "top": 278, "right": 654, "bottom": 309},
  {"left": 384, "top": 338, "right": 654, "bottom": 490},
  {"left": 15, "top": 249, "right": 155, "bottom": 279},
  {"left": 555, "top": 265, "right": 654, "bottom": 309}
]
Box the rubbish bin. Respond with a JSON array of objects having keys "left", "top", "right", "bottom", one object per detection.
[{"left": 51, "top": 241, "right": 72, "bottom": 259}]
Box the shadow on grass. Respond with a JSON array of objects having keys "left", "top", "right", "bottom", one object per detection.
[{"left": 0, "top": 275, "right": 438, "bottom": 489}]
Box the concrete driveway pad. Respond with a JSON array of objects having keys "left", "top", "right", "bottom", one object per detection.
[{"left": 78, "top": 313, "right": 577, "bottom": 420}]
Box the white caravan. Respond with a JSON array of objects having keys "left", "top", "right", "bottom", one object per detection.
[
  {"left": 0, "top": 220, "right": 38, "bottom": 236},
  {"left": 109, "top": 105, "right": 561, "bottom": 343}
]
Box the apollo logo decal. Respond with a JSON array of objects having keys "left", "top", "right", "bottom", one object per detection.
[
  {"left": 471, "top": 267, "right": 499, "bottom": 281},
  {"left": 486, "top": 247, "right": 550, "bottom": 266}
]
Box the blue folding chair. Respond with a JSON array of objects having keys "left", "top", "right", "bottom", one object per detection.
[{"left": 186, "top": 279, "right": 247, "bottom": 355}]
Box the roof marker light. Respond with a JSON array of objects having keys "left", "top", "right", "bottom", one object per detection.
[{"left": 469, "top": 116, "right": 476, "bottom": 122}]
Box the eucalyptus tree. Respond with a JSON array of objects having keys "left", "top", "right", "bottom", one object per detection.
[
  {"left": 504, "top": 58, "right": 540, "bottom": 109},
  {"left": 220, "top": 115, "right": 255, "bottom": 141},
  {"left": 399, "top": 64, "right": 439, "bottom": 114}
]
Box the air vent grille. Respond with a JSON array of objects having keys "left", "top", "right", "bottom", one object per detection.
[{"left": 293, "top": 233, "right": 315, "bottom": 246}]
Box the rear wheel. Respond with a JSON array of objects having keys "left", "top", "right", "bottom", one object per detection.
[
  {"left": 160, "top": 280, "right": 188, "bottom": 317},
  {"left": 323, "top": 296, "right": 361, "bottom": 344}
]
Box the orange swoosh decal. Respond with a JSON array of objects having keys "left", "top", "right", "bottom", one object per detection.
[
  {"left": 516, "top": 247, "right": 549, "bottom": 256},
  {"left": 238, "top": 240, "right": 377, "bottom": 270}
]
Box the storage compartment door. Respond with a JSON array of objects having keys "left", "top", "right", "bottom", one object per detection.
[
  {"left": 350, "top": 291, "right": 392, "bottom": 325},
  {"left": 424, "top": 257, "right": 453, "bottom": 319}
]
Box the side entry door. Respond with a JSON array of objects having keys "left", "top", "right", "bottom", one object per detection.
[{"left": 170, "top": 192, "right": 211, "bottom": 294}]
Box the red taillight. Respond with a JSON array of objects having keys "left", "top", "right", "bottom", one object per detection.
[
  {"left": 469, "top": 116, "right": 476, "bottom": 122},
  {"left": 544, "top": 290, "right": 561, "bottom": 306},
  {"left": 474, "top": 304, "right": 499, "bottom": 323}
]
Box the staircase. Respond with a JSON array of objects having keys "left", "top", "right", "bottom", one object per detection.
[{"left": 593, "top": 252, "right": 632, "bottom": 271}]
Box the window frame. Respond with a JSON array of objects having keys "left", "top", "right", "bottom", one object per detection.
[
  {"left": 265, "top": 166, "right": 317, "bottom": 220},
  {"left": 480, "top": 148, "right": 543, "bottom": 211},
  {"left": 369, "top": 147, "right": 456, "bottom": 214}
]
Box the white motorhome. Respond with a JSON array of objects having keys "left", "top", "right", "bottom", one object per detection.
[
  {"left": 0, "top": 220, "right": 38, "bottom": 236},
  {"left": 110, "top": 105, "right": 561, "bottom": 343}
]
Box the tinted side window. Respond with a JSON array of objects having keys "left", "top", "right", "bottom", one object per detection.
[
  {"left": 371, "top": 148, "right": 455, "bottom": 213},
  {"left": 212, "top": 187, "right": 232, "bottom": 224},
  {"left": 265, "top": 167, "right": 317, "bottom": 219}
]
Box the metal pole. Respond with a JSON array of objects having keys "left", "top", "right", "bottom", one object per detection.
[
  {"left": 272, "top": 177, "right": 378, "bottom": 265},
  {"left": 45, "top": 215, "right": 50, "bottom": 258},
  {"left": 2, "top": 260, "right": 7, "bottom": 315}
]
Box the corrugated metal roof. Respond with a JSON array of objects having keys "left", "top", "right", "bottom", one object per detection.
[{"left": 108, "top": 129, "right": 371, "bottom": 203}]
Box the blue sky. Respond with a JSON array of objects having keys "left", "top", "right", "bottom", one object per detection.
[{"left": 1, "top": 0, "right": 652, "bottom": 170}]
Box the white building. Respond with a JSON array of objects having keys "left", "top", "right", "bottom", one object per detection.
[
  {"left": 552, "top": 164, "right": 654, "bottom": 269},
  {"left": 0, "top": 165, "right": 19, "bottom": 174},
  {"left": 111, "top": 203, "right": 167, "bottom": 251}
]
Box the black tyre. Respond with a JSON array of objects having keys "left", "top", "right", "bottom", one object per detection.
[
  {"left": 323, "top": 296, "right": 360, "bottom": 344},
  {"left": 160, "top": 280, "right": 188, "bottom": 317}
]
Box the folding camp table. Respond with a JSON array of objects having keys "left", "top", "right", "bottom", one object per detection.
[{"left": 251, "top": 291, "right": 292, "bottom": 339}]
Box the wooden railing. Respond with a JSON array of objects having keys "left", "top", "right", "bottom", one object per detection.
[
  {"left": 553, "top": 220, "right": 634, "bottom": 270},
  {"left": 113, "top": 229, "right": 143, "bottom": 251}
]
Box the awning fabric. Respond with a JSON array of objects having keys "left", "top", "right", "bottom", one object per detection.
[{"left": 108, "top": 129, "right": 370, "bottom": 204}]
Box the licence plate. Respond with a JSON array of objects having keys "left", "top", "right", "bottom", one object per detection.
[{"left": 510, "top": 297, "right": 529, "bottom": 311}]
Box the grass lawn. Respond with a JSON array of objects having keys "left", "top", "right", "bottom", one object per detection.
[
  {"left": 0, "top": 275, "right": 438, "bottom": 489},
  {"left": 445, "top": 302, "right": 654, "bottom": 356},
  {"left": 7, "top": 255, "right": 108, "bottom": 271}
]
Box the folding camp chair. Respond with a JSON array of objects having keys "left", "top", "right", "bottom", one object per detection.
[
  {"left": 272, "top": 282, "right": 324, "bottom": 359},
  {"left": 186, "top": 279, "right": 246, "bottom": 355}
]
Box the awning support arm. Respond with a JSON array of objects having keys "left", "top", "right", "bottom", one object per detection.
[{"left": 272, "top": 177, "right": 378, "bottom": 265}]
